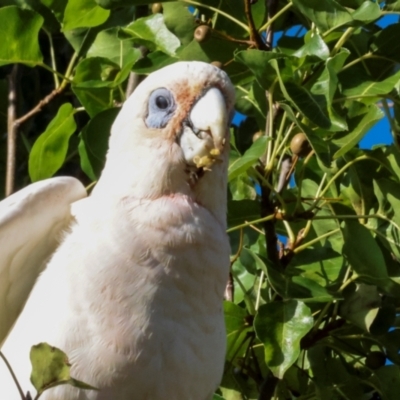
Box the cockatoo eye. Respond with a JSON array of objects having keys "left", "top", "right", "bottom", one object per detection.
[
  {"left": 145, "top": 88, "right": 176, "bottom": 129},
  {"left": 155, "top": 95, "right": 169, "bottom": 109}
]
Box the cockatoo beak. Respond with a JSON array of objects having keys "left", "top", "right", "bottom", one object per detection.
[{"left": 179, "top": 87, "right": 229, "bottom": 170}]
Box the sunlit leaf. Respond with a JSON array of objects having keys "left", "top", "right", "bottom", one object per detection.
[
  {"left": 255, "top": 300, "right": 313, "bottom": 378},
  {"left": 121, "top": 14, "right": 180, "bottom": 56},
  {"left": 333, "top": 104, "right": 384, "bottom": 159},
  {"left": 228, "top": 136, "right": 269, "bottom": 182},
  {"left": 63, "top": 0, "right": 110, "bottom": 31},
  {"left": 30, "top": 343, "right": 98, "bottom": 395},
  {"left": 29, "top": 103, "right": 76, "bottom": 182},
  {"left": 292, "top": 0, "right": 352, "bottom": 32},
  {"left": 0, "top": 6, "right": 43, "bottom": 66}
]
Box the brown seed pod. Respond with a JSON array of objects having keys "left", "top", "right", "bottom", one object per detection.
[
  {"left": 210, "top": 61, "right": 223, "bottom": 69},
  {"left": 194, "top": 25, "right": 211, "bottom": 43},
  {"left": 290, "top": 132, "right": 311, "bottom": 157},
  {"left": 151, "top": 3, "right": 163, "bottom": 13},
  {"left": 365, "top": 351, "right": 386, "bottom": 370},
  {"left": 252, "top": 131, "right": 263, "bottom": 142}
]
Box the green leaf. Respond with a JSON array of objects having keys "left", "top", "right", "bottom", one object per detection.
[
  {"left": 29, "top": 103, "right": 76, "bottom": 182},
  {"left": 342, "top": 69, "right": 400, "bottom": 98},
  {"left": 351, "top": 0, "right": 381, "bottom": 22},
  {"left": 287, "top": 247, "right": 344, "bottom": 288},
  {"left": 121, "top": 14, "right": 180, "bottom": 56},
  {"left": 72, "top": 57, "right": 125, "bottom": 116},
  {"left": 234, "top": 50, "right": 284, "bottom": 90},
  {"left": 131, "top": 51, "right": 177, "bottom": 74},
  {"left": 374, "top": 365, "right": 400, "bottom": 400},
  {"left": 228, "top": 136, "right": 268, "bottom": 182},
  {"left": 95, "top": 0, "right": 173, "bottom": 6},
  {"left": 374, "top": 178, "right": 400, "bottom": 227},
  {"left": 341, "top": 219, "right": 400, "bottom": 296},
  {"left": 310, "top": 49, "right": 350, "bottom": 131},
  {"left": 224, "top": 301, "right": 252, "bottom": 360},
  {"left": 340, "top": 283, "right": 380, "bottom": 331},
  {"left": 372, "top": 23, "right": 400, "bottom": 64},
  {"left": 0, "top": 6, "right": 43, "bottom": 66},
  {"left": 290, "top": 276, "right": 334, "bottom": 302},
  {"left": 227, "top": 199, "right": 260, "bottom": 228},
  {"left": 87, "top": 27, "right": 141, "bottom": 67},
  {"left": 163, "top": 2, "right": 195, "bottom": 46},
  {"left": 41, "top": 0, "right": 68, "bottom": 22},
  {"left": 270, "top": 59, "right": 332, "bottom": 130},
  {"left": 63, "top": 0, "right": 110, "bottom": 31},
  {"left": 342, "top": 219, "right": 388, "bottom": 280},
  {"left": 254, "top": 300, "right": 313, "bottom": 378},
  {"left": 292, "top": 0, "right": 353, "bottom": 32},
  {"left": 333, "top": 104, "right": 384, "bottom": 159},
  {"left": 79, "top": 107, "right": 119, "bottom": 180},
  {"left": 293, "top": 33, "right": 330, "bottom": 60},
  {"left": 279, "top": 103, "right": 332, "bottom": 168},
  {"left": 30, "top": 342, "right": 98, "bottom": 395},
  {"left": 386, "top": 0, "right": 400, "bottom": 11},
  {"left": 229, "top": 174, "right": 257, "bottom": 201}
]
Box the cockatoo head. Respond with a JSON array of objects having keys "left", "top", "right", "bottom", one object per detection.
[{"left": 96, "top": 62, "right": 235, "bottom": 221}]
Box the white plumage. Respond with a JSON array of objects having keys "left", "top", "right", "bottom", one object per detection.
[{"left": 0, "top": 61, "right": 235, "bottom": 399}]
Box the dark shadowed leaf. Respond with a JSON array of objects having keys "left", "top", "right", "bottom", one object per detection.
[{"left": 79, "top": 107, "right": 119, "bottom": 179}]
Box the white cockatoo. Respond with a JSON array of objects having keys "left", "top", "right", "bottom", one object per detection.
[{"left": 0, "top": 61, "right": 235, "bottom": 399}]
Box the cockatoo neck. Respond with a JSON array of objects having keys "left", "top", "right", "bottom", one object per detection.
[{"left": 91, "top": 135, "right": 228, "bottom": 227}]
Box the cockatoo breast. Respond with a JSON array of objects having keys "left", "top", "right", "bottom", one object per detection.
[{"left": 1, "top": 61, "right": 234, "bottom": 400}]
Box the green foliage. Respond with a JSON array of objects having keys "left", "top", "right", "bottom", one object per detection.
[
  {"left": 30, "top": 343, "right": 97, "bottom": 398},
  {"left": 2, "top": 0, "right": 400, "bottom": 399}
]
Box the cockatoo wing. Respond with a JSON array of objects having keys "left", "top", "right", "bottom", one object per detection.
[{"left": 0, "top": 177, "right": 86, "bottom": 345}]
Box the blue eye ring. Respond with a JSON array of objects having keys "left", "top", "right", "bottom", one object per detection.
[{"left": 145, "top": 88, "right": 176, "bottom": 129}]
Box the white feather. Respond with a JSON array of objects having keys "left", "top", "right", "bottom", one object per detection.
[{"left": 0, "top": 61, "right": 234, "bottom": 400}]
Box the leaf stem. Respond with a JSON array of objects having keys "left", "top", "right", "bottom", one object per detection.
[
  {"left": 294, "top": 228, "right": 341, "bottom": 253},
  {"left": 38, "top": 63, "right": 71, "bottom": 85},
  {"left": 255, "top": 271, "right": 265, "bottom": 311},
  {"left": 309, "top": 155, "right": 368, "bottom": 210},
  {"left": 227, "top": 214, "right": 276, "bottom": 233},
  {"left": 181, "top": 0, "right": 249, "bottom": 32},
  {"left": 258, "top": 2, "right": 293, "bottom": 32},
  {"left": 330, "top": 27, "right": 356, "bottom": 57},
  {"left": 45, "top": 29, "right": 60, "bottom": 89}
]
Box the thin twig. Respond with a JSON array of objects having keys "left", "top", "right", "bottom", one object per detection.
[
  {"left": 6, "top": 65, "right": 18, "bottom": 196},
  {"left": 14, "top": 88, "right": 63, "bottom": 128},
  {"left": 265, "top": 0, "right": 280, "bottom": 49},
  {"left": 0, "top": 351, "right": 26, "bottom": 399},
  {"left": 244, "top": 0, "right": 267, "bottom": 50}
]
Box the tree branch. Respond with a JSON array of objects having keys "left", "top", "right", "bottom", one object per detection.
[
  {"left": 244, "top": 0, "right": 268, "bottom": 50},
  {"left": 14, "top": 88, "right": 63, "bottom": 128},
  {"left": 6, "top": 65, "right": 19, "bottom": 197},
  {"left": 265, "top": 0, "right": 280, "bottom": 49}
]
